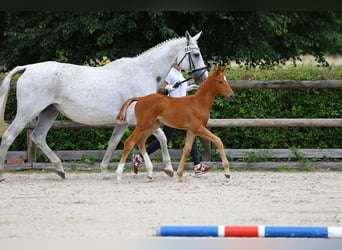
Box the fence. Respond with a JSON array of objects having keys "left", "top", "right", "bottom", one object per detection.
[{"left": 4, "top": 79, "right": 342, "bottom": 171}]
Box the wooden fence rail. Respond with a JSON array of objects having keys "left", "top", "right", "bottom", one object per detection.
[
  {"left": 229, "top": 80, "right": 342, "bottom": 89},
  {"left": 3, "top": 79, "right": 342, "bottom": 170},
  {"left": 5, "top": 117, "right": 341, "bottom": 168},
  {"left": 21, "top": 118, "right": 342, "bottom": 130},
  {"left": 6, "top": 79, "right": 342, "bottom": 90}
]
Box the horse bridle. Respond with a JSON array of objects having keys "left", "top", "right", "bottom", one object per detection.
[
  {"left": 177, "top": 41, "right": 207, "bottom": 83},
  {"left": 160, "top": 42, "right": 207, "bottom": 95}
]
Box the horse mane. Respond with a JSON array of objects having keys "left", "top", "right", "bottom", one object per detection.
[{"left": 134, "top": 36, "right": 185, "bottom": 58}]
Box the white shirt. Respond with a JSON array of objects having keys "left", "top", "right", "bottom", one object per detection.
[{"left": 165, "top": 67, "right": 188, "bottom": 98}]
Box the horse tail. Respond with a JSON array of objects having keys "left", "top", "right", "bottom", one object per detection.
[
  {"left": 0, "top": 66, "right": 26, "bottom": 136},
  {"left": 116, "top": 97, "right": 140, "bottom": 123}
]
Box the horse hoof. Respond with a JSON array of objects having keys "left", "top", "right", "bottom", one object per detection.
[
  {"left": 0, "top": 177, "right": 6, "bottom": 182},
  {"left": 147, "top": 174, "right": 153, "bottom": 180},
  {"left": 116, "top": 176, "right": 122, "bottom": 183},
  {"left": 102, "top": 175, "right": 111, "bottom": 180},
  {"left": 56, "top": 171, "right": 65, "bottom": 179},
  {"left": 225, "top": 173, "right": 231, "bottom": 179},
  {"left": 163, "top": 168, "right": 174, "bottom": 177}
]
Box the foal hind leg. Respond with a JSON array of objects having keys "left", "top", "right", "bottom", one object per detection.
[
  {"left": 30, "top": 106, "right": 65, "bottom": 178},
  {"left": 116, "top": 129, "right": 143, "bottom": 183},
  {"left": 0, "top": 116, "right": 34, "bottom": 181},
  {"left": 136, "top": 128, "right": 158, "bottom": 180},
  {"left": 100, "top": 124, "right": 128, "bottom": 180}
]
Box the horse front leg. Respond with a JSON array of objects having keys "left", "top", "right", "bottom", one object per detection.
[
  {"left": 152, "top": 128, "right": 173, "bottom": 177},
  {"left": 216, "top": 139, "right": 231, "bottom": 179},
  {"left": 100, "top": 124, "right": 128, "bottom": 180},
  {"left": 177, "top": 132, "right": 195, "bottom": 182}
]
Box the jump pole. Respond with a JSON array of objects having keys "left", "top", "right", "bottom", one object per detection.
[{"left": 156, "top": 225, "right": 342, "bottom": 238}]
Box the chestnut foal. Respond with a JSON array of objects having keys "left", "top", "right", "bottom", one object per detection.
[{"left": 116, "top": 66, "right": 233, "bottom": 182}]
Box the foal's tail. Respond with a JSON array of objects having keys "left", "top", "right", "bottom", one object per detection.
[
  {"left": 0, "top": 66, "right": 26, "bottom": 136},
  {"left": 116, "top": 97, "right": 140, "bottom": 123}
]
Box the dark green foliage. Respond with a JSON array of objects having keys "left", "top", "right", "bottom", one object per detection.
[
  {"left": 0, "top": 11, "right": 341, "bottom": 68},
  {"left": 1, "top": 11, "right": 341, "bottom": 151},
  {"left": 4, "top": 66, "right": 342, "bottom": 151},
  {"left": 0, "top": 11, "right": 177, "bottom": 67}
]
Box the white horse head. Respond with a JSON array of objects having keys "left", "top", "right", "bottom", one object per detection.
[{"left": 175, "top": 31, "right": 208, "bottom": 85}]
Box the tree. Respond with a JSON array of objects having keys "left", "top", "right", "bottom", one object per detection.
[
  {"left": 0, "top": 11, "right": 341, "bottom": 69},
  {"left": 190, "top": 11, "right": 342, "bottom": 67}
]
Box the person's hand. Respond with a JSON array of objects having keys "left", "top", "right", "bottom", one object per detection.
[
  {"left": 158, "top": 85, "right": 174, "bottom": 95},
  {"left": 164, "top": 85, "right": 175, "bottom": 93}
]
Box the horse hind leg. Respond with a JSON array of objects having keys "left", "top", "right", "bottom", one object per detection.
[
  {"left": 30, "top": 106, "right": 65, "bottom": 179},
  {"left": 0, "top": 116, "right": 34, "bottom": 181},
  {"left": 100, "top": 124, "right": 128, "bottom": 180},
  {"left": 152, "top": 128, "right": 173, "bottom": 177}
]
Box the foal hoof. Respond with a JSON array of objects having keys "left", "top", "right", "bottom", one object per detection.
[
  {"left": 163, "top": 168, "right": 174, "bottom": 177},
  {"left": 56, "top": 171, "right": 66, "bottom": 179},
  {"left": 177, "top": 171, "right": 185, "bottom": 182}
]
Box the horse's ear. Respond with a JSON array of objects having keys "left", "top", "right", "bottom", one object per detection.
[
  {"left": 185, "top": 31, "right": 202, "bottom": 41},
  {"left": 220, "top": 65, "right": 226, "bottom": 72},
  {"left": 185, "top": 31, "right": 191, "bottom": 41},
  {"left": 192, "top": 31, "right": 202, "bottom": 41}
]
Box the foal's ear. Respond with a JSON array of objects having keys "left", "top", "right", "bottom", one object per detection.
[{"left": 219, "top": 66, "right": 226, "bottom": 73}]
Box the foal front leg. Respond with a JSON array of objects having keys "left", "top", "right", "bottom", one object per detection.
[
  {"left": 198, "top": 127, "right": 231, "bottom": 179},
  {"left": 177, "top": 132, "right": 195, "bottom": 182}
]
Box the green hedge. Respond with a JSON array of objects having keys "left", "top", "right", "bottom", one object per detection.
[{"left": 3, "top": 65, "right": 342, "bottom": 151}]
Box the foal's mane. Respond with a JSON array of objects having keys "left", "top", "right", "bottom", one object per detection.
[{"left": 134, "top": 36, "right": 186, "bottom": 58}]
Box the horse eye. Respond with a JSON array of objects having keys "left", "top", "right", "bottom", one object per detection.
[
  {"left": 193, "top": 53, "right": 200, "bottom": 58},
  {"left": 218, "top": 80, "right": 223, "bottom": 84}
]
